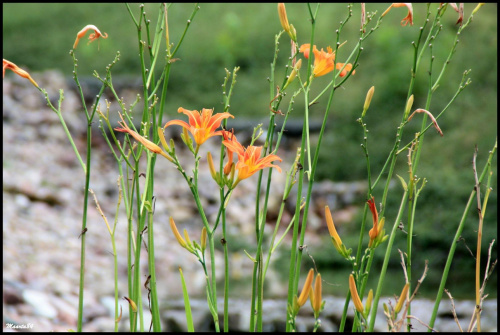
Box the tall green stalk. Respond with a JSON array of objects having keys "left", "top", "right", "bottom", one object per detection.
[{"left": 427, "top": 139, "right": 497, "bottom": 331}]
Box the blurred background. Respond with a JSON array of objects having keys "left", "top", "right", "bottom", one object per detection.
[{"left": 3, "top": 2, "right": 497, "bottom": 305}]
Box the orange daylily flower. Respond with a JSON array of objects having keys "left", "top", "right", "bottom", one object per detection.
[
  {"left": 222, "top": 132, "right": 282, "bottom": 187},
  {"left": 114, "top": 113, "right": 172, "bottom": 161},
  {"left": 73, "top": 24, "right": 108, "bottom": 49},
  {"left": 299, "top": 43, "right": 355, "bottom": 77},
  {"left": 381, "top": 3, "right": 413, "bottom": 26},
  {"left": 164, "top": 107, "right": 234, "bottom": 148},
  {"left": 3, "top": 59, "right": 39, "bottom": 88}
]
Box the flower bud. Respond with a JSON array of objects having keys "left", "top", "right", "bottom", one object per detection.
[
  {"left": 123, "top": 296, "right": 137, "bottom": 313},
  {"left": 325, "top": 205, "right": 343, "bottom": 250},
  {"left": 283, "top": 58, "right": 302, "bottom": 90},
  {"left": 310, "top": 273, "right": 323, "bottom": 318},
  {"left": 365, "top": 288, "right": 374, "bottom": 314},
  {"left": 201, "top": 227, "right": 207, "bottom": 253},
  {"left": 394, "top": 282, "right": 410, "bottom": 314},
  {"left": 288, "top": 24, "right": 297, "bottom": 41},
  {"left": 472, "top": 3, "right": 485, "bottom": 16},
  {"left": 278, "top": 3, "right": 291, "bottom": 34},
  {"left": 169, "top": 217, "right": 195, "bottom": 252},
  {"left": 362, "top": 86, "right": 375, "bottom": 118},
  {"left": 349, "top": 274, "right": 364, "bottom": 314},
  {"left": 297, "top": 269, "right": 314, "bottom": 307},
  {"left": 404, "top": 94, "right": 414, "bottom": 120},
  {"left": 207, "top": 152, "right": 218, "bottom": 181},
  {"left": 158, "top": 127, "right": 170, "bottom": 152}
]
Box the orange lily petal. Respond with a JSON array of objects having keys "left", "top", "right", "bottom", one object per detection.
[
  {"left": 382, "top": 3, "right": 413, "bottom": 26},
  {"left": 3, "top": 59, "right": 39, "bottom": 88},
  {"left": 73, "top": 24, "right": 108, "bottom": 49},
  {"left": 167, "top": 107, "right": 234, "bottom": 146}
]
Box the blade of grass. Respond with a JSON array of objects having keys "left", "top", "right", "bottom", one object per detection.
[{"left": 179, "top": 267, "right": 195, "bottom": 332}]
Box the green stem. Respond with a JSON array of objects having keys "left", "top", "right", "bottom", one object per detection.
[
  {"left": 76, "top": 120, "right": 92, "bottom": 332},
  {"left": 427, "top": 139, "right": 497, "bottom": 331},
  {"left": 147, "top": 203, "right": 161, "bottom": 331},
  {"left": 368, "top": 190, "right": 409, "bottom": 332},
  {"left": 222, "top": 207, "right": 229, "bottom": 332},
  {"left": 285, "top": 5, "right": 319, "bottom": 331}
]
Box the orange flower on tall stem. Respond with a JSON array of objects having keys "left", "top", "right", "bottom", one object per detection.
[
  {"left": 299, "top": 44, "right": 355, "bottom": 78},
  {"left": 73, "top": 24, "right": 108, "bottom": 49},
  {"left": 222, "top": 132, "right": 282, "bottom": 188},
  {"left": 381, "top": 3, "right": 413, "bottom": 26},
  {"left": 164, "top": 107, "right": 234, "bottom": 151},
  {"left": 3, "top": 59, "right": 39, "bottom": 88}
]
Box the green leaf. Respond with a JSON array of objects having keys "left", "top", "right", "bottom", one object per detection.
[{"left": 179, "top": 267, "right": 195, "bottom": 332}]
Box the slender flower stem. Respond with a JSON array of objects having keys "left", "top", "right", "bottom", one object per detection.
[
  {"left": 76, "top": 122, "right": 92, "bottom": 332},
  {"left": 147, "top": 199, "right": 161, "bottom": 331},
  {"left": 286, "top": 4, "right": 318, "bottom": 331},
  {"left": 368, "top": 190, "right": 409, "bottom": 332}
]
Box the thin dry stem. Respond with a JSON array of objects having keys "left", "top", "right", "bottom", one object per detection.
[
  {"left": 89, "top": 188, "right": 112, "bottom": 235},
  {"left": 406, "top": 315, "right": 439, "bottom": 332},
  {"left": 471, "top": 146, "right": 483, "bottom": 332},
  {"left": 444, "top": 289, "right": 463, "bottom": 332},
  {"left": 408, "top": 108, "right": 443, "bottom": 136},
  {"left": 391, "top": 260, "right": 429, "bottom": 332}
]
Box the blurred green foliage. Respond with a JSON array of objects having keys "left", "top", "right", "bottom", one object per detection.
[{"left": 3, "top": 3, "right": 496, "bottom": 298}]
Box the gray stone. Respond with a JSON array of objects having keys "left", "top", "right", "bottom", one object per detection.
[{"left": 22, "top": 289, "right": 57, "bottom": 319}]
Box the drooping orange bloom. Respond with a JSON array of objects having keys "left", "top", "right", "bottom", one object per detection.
[
  {"left": 73, "top": 24, "right": 108, "bottom": 49},
  {"left": 3, "top": 59, "right": 39, "bottom": 88},
  {"left": 381, "top": 3, "right": 413, "bottom": 26},
  {"left": 440, "top": 3, "right": 464, "bottom": 25},
  {"left": 164, "top": 107, "right": 234, "bottom": 147},
  {"left": 114, "top": 113, "right": 172, "bottom": 161},
  {"left": 299, "top": 44, "right": 355, "bottom": 77},
  {"left": 222, "top": 132, "right": 282, "bottom": 187}
]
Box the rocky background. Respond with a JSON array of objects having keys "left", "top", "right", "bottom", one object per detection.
[{"left": 3, "top": 71, "right": 497, "bottom": 332}]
